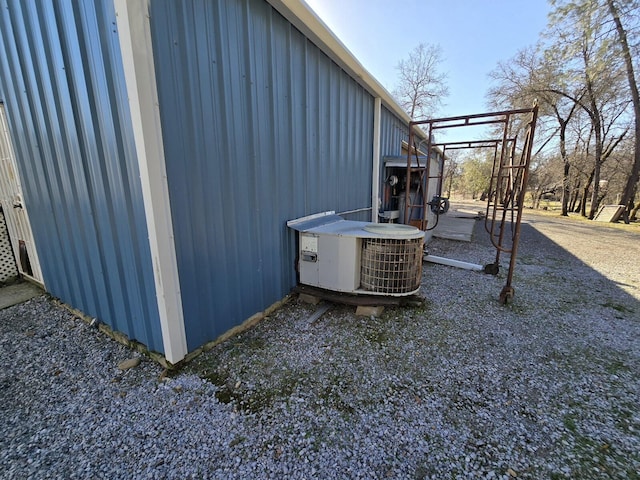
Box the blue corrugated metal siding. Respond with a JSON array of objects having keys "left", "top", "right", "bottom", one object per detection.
[
  {"left": 379, "top": 105, "right": 410, "bottom": 198},
  {"left": 0, "top": 0, "right": 163, "bottom": 352},
  {"left": 149, "top": 0, "right": 374, "bottom": 350},
  {"left": 380, "top": 106, "right": 409, "bottom": 158}
]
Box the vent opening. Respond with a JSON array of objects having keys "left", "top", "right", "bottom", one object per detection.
[{"left": 360, "top": 237, "right": 423, "bottom": 294}]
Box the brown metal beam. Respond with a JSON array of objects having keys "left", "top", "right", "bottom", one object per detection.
[{"left": 403, "top": 105, "right": 539, "bottom": 304}]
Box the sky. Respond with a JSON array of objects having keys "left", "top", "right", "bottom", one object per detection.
[{"left": 304, "top": 0, "right": 552, "bottom": 120}]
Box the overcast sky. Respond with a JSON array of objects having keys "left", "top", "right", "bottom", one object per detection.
[{"left": 304, "top": 0, "right": 551, "bottom": 120}]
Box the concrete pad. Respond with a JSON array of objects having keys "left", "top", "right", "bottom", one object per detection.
[
  {"left": 452, "top": 208, "right": 484, "bottom": 218},
  {"left": 298, "top": 293, "right": 321, "bottom": 305},
  {"left": 432, "top": 214, "right": 476, "bottom": 242},
  {"left": 0, "top": 281, "right": 44, "bottom": 310},
  {"left": 355, "top": 305, "right": 384, "bottom": 317}
]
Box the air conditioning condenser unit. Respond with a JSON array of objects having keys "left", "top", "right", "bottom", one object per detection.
[{"left": 287, "top": 212, "right": 425, "bottom": 296}]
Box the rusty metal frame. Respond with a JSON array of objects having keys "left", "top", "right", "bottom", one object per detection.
[{"left": 405, "top": 105, "right": 539, "bottom": 303}]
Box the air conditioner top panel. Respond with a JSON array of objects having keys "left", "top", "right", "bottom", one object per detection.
[
  {"left": 287, "top": 211, "right": 341, "bottom": 232},
  {"left": 363, "top": 224, "right": 423, "bottom": 236},
  {"left": 288, "top": 214, "right": 424, "bottom": 240},
  {"left": 310, "top": 220, "right": 424, "bottom": 239}
]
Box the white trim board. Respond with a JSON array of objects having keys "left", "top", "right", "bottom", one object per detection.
[
  {"left": 113, "top": 0, "right": 188, "bottom": 364},
  {"left": 372, "top": 97, "right": 382, "bottom": 222}
]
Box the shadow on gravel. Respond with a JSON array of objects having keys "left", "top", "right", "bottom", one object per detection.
[{"left": 513, "top": 220, "right": 638, "bottom": 319}]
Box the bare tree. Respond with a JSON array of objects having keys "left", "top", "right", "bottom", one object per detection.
[
  {"left": 606, "top": 0, "right": 640, "bottom": 221},
  {"left": 488, "top": 46, "right": 583, "bottom": 216},
  {"left": 393, "top": 43, "right": 449, "bottom": 119},
  {"left": 528, "top": 154, "right": 564, "bottom": 209},
  {"left": 458, "top": 152, "right": 493, "bottom": 200},
  {"left": 443, "top": 151, "right": 460, "bottom": 198},
  {"left": 549, "top": 0, "right": 632, "bottom": 218},
  {"left": 488, "top": 0, "right": 636, "bottom": 220}
]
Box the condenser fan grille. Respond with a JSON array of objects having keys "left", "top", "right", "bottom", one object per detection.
[{"left": 360, "top": 237, "right": 423, "bottom": 294}]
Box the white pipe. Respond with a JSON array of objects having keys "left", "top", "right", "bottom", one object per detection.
[
  {"left": 337, "top": 207, "right": 372, "bottom": 216},
  {"left": 424, "top": 255, "right": 484, "bottom": 272},
  {"left": 371, "top": 97, "right": 382, "bottom": 222}
]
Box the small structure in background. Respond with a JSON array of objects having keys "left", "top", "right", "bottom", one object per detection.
[{"left": 593, "top": 205, "right": 626, "bottom": 223}]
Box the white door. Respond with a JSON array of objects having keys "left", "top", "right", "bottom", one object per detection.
[{"left": 0, "top": 103, "right": 44, "bottom": 285}]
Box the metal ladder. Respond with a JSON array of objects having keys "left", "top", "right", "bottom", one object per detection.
[
  {"left": 404, "top": 126, "right": 446, "bottom": 231},
  {"left": 405, "top": 104, "right": 539, "bottom": 303},
  {"left": 484, "top": 107, "right": 538, "bottom": 303}
]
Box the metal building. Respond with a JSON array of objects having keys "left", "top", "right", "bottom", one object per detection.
[{"left": 0, "top": 0, "right": 438, "bottom": 364}]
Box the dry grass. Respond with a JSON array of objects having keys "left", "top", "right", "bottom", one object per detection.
[{"left": 448, "top": 196, "right": 640, "bottom": 233}]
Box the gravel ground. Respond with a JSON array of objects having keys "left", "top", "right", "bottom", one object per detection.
[{"left": 1, "top": 210, "right": 639, "bottom": 479}]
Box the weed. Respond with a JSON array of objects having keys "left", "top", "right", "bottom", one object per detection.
[
  {"left": 229, "top": 435, "right": 246, "bottom": 447},
  {"left": 604, "top": 359, "right": 630, "bottom": 375},
  {"left": 563, "top": 414, "right": 577, "bottom": 433},
  {"left": 204, "top": 369, "right": 229, "bottom": 387},
  {"left": 601, "top": 302, "right": 634, "bottom": 314}
]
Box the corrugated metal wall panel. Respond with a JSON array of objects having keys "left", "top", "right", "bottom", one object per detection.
[
  {"left": 380, "top": 105, "right": 409, "bottom": 158},
  {"left": 0, "top": 0, "right": 163, "bottom": 353},
  {"left": 149, "top": 0, "right": 374, "bottom": 350}
]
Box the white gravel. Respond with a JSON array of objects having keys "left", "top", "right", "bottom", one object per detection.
[{"left": 1, "top": 211, "right": 639, "bottom": 479}]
